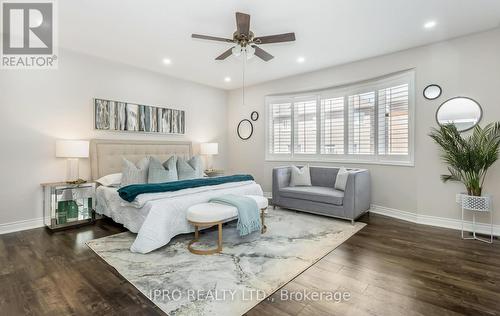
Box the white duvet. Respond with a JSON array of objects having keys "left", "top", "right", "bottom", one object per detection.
[{"left": 95, "top": 180, "right": 263, "bottom": 253}]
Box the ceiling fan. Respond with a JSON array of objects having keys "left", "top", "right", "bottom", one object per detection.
[{"left": 192, "top": 12, "right": 296, "bottom": 61}]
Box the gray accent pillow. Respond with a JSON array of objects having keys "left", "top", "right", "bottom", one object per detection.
[
  {"left": 177, "top": 156, "right": 203, "bottom": 180},
  {"left": 148, "top": 156, "right": 178, "bottom": 183},
  {"left": 290, "top": 164, "right": 312, "bottom": 186},
  {"left": 121, "top": 157, "right": 150, "bottom": 187},
  {"left": 335, "top": 167, "right": 349, "bottom": 191}
]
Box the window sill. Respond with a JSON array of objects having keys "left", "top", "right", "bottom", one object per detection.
[{"left": 264, "top": 156, "right": 414, "bottom": 167}]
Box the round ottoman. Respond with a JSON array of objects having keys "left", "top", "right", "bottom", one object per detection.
[
  {"left": 186, "top": 203, "right": 237, "bottom": 255},
  {"left": 245, "top": 195, "right": 269, "bottom": 233}
]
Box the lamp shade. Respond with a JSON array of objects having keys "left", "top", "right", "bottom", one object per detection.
[
  {"left": 55, "top": 140, "right": 89, "bottom": 158},
  {"left": 200, "top": 143, "right": 219, "bottom": 155}
]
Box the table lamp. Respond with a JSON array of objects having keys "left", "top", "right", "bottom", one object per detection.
[
  {"left": 56, "top": 140, "right": 89, "bottom": 183},
  {"left": 200, "top": 142, "right": 218, "bottom": 171}
]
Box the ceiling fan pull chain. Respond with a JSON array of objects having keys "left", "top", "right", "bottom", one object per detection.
[{"left": 242, "top": 51, "right": 246, "bottom": 106}]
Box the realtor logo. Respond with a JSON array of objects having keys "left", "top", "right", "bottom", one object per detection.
[{"left": 1, "top": 0, "right": 58, "bottom": 69}]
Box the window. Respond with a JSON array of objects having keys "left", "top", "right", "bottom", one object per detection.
[
  {"left": 294, "top": 99, "right": 317, "bottom": 154},
  {"left": 320, "top": 97, "right": 344, "bottom": 154},
  {"left": 268, "top": 102, "right": 292, "bottom": 154},
  {"left": 266, "top": 71, "right": 414, "bottom": 165}
]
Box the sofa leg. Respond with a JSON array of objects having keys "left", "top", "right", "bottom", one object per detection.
[
  {"left": 351, "top": 219, "right": 355, "bottom": 225},
  {"left": 273, "top": 205, "right": 276, "bottom": 210}
]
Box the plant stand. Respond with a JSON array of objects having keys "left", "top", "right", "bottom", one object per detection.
[{"left": 456, "top": 194, "right": 493, "bottom": 243}]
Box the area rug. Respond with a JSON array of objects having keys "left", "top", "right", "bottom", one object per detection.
[{"left": 87, "top": 208, "right": 365, "bottom": 316}]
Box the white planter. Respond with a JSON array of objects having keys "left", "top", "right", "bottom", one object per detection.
[{"left": 456, "top": 193, "right": 493, "bottom": 243}]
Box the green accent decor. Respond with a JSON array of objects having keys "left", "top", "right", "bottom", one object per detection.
[
  {"left": 429, "top": 122, "right": 500, "bottom": 196},
  {"left": 57, "top": 201, "right": 68, "bottom": 224}
]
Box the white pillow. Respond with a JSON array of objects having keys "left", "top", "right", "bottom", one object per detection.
[
  {"left": 121, "top": 157, "right": 150, "bottom": 187},
  {"left": 335, "top": 167, "right": 349, "bottom": 191},
  {"left": 290, "top": 164, "right": 312, "bottom": 186},
  {"left": 96, "top": 173, "right": 122, "bottom": 187}
]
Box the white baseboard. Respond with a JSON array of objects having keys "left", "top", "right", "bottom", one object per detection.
[
  {"left": 370, "top": 204, "right": 500, "bottom": 237},
  {"left": 0, "top": 217, "right": 45, "bottom": 235}
]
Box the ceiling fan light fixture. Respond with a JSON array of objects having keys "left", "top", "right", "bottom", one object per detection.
[
  {"left": 245, "top": 45, "right": 255, "bottom": 59},
  {"left": 232, "top": 45, "right": 243, "bottom": 57}
]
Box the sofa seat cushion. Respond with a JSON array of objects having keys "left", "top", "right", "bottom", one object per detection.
[{"left": 279, "top": 186, "right": 344, "bottom": 206}]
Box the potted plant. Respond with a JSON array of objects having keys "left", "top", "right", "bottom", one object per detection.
[
  {"left": 429, "top": 122, "right": 500, "bottom": 197},
  {"left": 430, "top": 122, "right": 500, "bottom": 242}
]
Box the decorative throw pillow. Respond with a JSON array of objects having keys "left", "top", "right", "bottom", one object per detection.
[
  {"left": 290, "top": 164, "right": 312, "bottom": 186},
  {"left": 96, "top": 173, "right": 122, "bottom": 187},
  {"left": 335, "top": 167, "right": 349, "bottom": 191},
  {"left": 148, "top": 156, "right": 178, "bottom": 183},
  {"left": 177, "top": 156, "right": 203, "bottom": 180},
  {"left": 120, "top": 157, "right": 150, "bottom": 187}
]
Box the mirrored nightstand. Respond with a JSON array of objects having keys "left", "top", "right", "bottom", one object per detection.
[{"left": 41, "top": 182, "right": 96, "bottom": 231}]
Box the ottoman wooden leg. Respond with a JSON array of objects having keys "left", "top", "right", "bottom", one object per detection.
[
  {"left": 188, "top": 221, "right": 223, "bottom": 255},
  {"left": 261, "top": 208, "right": 267, "bottom": 234}
]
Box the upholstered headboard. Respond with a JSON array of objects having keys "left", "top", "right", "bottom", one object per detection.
[{"left": 89, "top": 139, "right": 192, "bottom": 180}]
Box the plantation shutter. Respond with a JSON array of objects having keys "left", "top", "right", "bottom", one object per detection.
[
  {"left": 320, "top": 97, "right": 345, "bottom": 154},
  {"left": 348, "top": 92, "right": 375, "bottom": 155},
  {"left": 294, "top": 99, "right": 317, "bottom": 154},
  {"left": 378, "top": 84, "right": 409, "bottom": 155},
  {"left": 269, "top": 102, "right": 292, "bottom": 154}
]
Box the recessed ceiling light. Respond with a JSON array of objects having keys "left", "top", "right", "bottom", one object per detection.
[
  {"left": 224, "top": 76, "right": 231, "bottom": 82},
  {"left": 162, "top": 58, "right": 172, "bottom": 65},
  {"left": 297, "top": 56, "right": 305, "bottom": 63},
  {"left": 424, "top": 21, "right": 437, "bottom": 29}
]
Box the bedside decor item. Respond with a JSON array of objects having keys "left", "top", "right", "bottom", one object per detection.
[
  {"left": 42, "top": 181, "right": 96, "bottom": 230},
  {"left": 250, "top": 111, "right": 259, "bottom": 121},
  {"left": 94, "top": 98, "right": 185, "bottom": 134},
  {"left": 423, "top": 84, "right": 442, "bottom": 100},
  {"left": 457, "top": 194, "right": 493, "bottom": 243},
  {"left": 237, "top": 119, "right": 253, "bottom": 140},
  {"left": 200, "top": 142, "right": 218, "bottom": 170},
  {"left": 204, "top": 169, "right": 224, "bottom": 177},
  {"left": 56, "top": 140, "right": 89, "bottom": 183},
  {"left": 429, "top": 122, "right": 500, "bottom": 197},
  {"left": 436, "top": 97, "right": 482, "bottom": 132}
]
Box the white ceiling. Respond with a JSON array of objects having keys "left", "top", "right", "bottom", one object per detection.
[{"left": 59, "top": 0, "right": 500, "bottom": 90}]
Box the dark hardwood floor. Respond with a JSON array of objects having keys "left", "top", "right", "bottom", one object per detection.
[{"left": 1, "top": 213, "right": 499, "bottom": 316}]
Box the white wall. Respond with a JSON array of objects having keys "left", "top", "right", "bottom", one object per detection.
[
  {"left": 0, "top": 49, "right": 227, "bottom": 226},
  {"left": 227, "top": 28, "right": 500, "bottom": 224}
]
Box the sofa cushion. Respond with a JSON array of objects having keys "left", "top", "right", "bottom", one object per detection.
[{"left": 279, "top": 186, "right": 344, "bottom": 206}]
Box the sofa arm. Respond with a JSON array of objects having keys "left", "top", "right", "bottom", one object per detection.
[
  {"left": 272, "top": 166, "right": 292, "bottom": 205},
  {"left": 342, "top": 170, "right": 371, "bottom": 220}
]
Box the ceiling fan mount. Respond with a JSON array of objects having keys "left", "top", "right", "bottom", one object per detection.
[{"left": 192, "top": 12, "right": 296, "bottom": 61}]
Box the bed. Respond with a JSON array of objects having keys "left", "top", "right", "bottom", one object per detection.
[{"left": 90, "top": 139, "right": 263, "bottom": 253}]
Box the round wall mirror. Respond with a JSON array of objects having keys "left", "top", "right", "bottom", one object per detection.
[
  {"left": 237, "top": 119, "right": 253, "bottom": 140},
  {"left": 436, "top": 97, "right": 482, "bottom": 132},
  {"left": 250, "top": 111, "right": 259, "bottom": 121},
  {"left": 423, "top": 84, "right": 442, "bottom": 100}
]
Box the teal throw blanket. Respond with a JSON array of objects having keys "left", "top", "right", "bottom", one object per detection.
[
  {"left": 209, "top": 194, "right": 261, "bottom": 236},
  {"left": 118, "top": 174, "right": 254, "bottom": 202}
]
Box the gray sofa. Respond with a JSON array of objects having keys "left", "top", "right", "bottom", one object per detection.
[{"left": 272, "top": 166, "right": 371, "bottom": 223}]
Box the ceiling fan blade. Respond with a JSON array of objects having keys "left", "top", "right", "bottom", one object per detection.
[
  {"left": 192, "top": 34, "right": 234, "bottom": 43},
  {"left": 253, "top": 32, "right": 296, "bottom": 44},
  {"left": 215, "top": 47, "right": 234, "bottom": 60},
  {"left": 236, "top": 12, "right": 250, "bottom": 36},
  {"left": 252, "top": 45, "right": 274, "bottom": 61}
]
